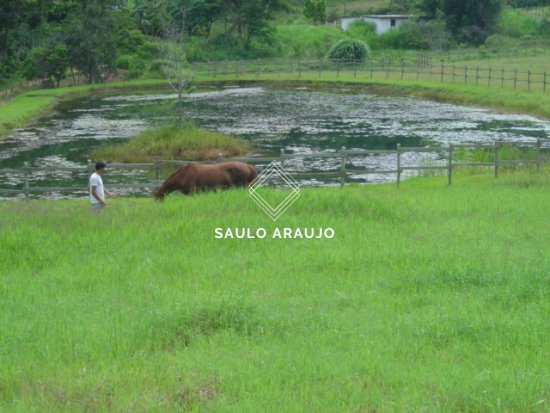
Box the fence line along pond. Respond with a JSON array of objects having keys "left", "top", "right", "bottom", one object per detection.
[{"left": 2, "top": 139, "right": 549, "bottom": 200}]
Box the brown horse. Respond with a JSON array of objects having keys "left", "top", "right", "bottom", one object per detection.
[{"left": 153, "top": 161, "right": 257, "bottom": 200}]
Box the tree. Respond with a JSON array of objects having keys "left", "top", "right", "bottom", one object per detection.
[
  {"left": 390, "top": 0, "right": 416, "bottom": 12},
  {"left": 304, "top": 0, "right": 327, "bottom": 25},
  {"left": 160, "top": 0, "right": 193, "bottom": 122},
  {"left": 23, "top": 42, "right": 69, "bottom": 87},
  {"left": 228, "top": 0, "right": 288, "bottom": 50},
  {"left": 64, "top": 0, "right": 119, "bottom": 83},
  {"left": 0, "top": 0, "right": 26, "bottom": 59},
  {"left": 419, "top": 0, "right": 503, "bottom": 44},
  {"left": 132, "top": 0, "right": 170, "bottom": 36}
]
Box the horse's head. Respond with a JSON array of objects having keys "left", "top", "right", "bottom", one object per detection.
[{"left": 153, "top": 187, "right": 165, "bottom": 201}]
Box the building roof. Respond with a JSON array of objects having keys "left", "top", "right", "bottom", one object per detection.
[{"left": 363, "top": 14, "right": 414, "bottom": 19}]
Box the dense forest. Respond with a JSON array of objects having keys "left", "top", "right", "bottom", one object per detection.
[{"left": 1, "top": 0, "right": 549, "bottom": 85}]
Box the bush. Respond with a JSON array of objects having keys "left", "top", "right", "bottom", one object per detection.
[
  {"left": 496, "top": 8, "right": 541, "bottom": 37},
  {"left": 128, "top": 56, "right": 146, "bottom": 79},
  {"left": 346, "top": 20, "right": 378, "bottom": 47},
  {"left": 378, "top": 20, "right": 452, "bottom": 50},
  {"left": 116, "top": 55, "right": 131, "bottom": 70},
  {"left": 327, "top": 39, "right": 370, "bottom": 63}
]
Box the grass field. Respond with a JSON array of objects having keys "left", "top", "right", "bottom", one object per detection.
[{"left": 1, "top": 171, "right": 549, "bottom": 412}]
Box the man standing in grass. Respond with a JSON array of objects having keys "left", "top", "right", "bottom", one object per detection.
[{"left": 89, "top": 161, "right": 114, "bottom": 213}]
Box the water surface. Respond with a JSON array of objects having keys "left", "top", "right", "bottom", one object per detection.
[{"left": 1, "top": 86, "right": 548, "bottom": 198}]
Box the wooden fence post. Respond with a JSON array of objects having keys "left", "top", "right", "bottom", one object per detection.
[
  {"left": 536, "top": 138, "right": 542, "bottom": 172},
  {"left": 494, "top": 141, "right": 500, "bottom": 179},
  {"left": 544, "top": 71, "right": 547, "bottom": 93},
  {"left": 488, "top": 67, "right": 492, "bottom": 86},
  {"left": 154, "top": 157, "right": 160, "bottom": 181},
  {"left": 24, "top": 162, "right": 30, "bottom": 200},
  {"left": 396, "top": 144, "right": 401, "bottom": 187},
  {"left": 448, "top": 145, "right": 453, "bottom": 186},
  {"left": 340, "top": 146, "right": 347, "bottom": 188}
]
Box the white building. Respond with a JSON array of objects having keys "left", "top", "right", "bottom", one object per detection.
[{"left": 339, "top": 15, "right": 414, "bottom": 35}]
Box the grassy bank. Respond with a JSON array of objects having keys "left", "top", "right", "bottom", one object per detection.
[
  {"left": 195, "top": 73, "right": 550, "bottom": 119},
  {"left": 0, "top": 79, "right": 166, "bottom": 137},
  {"left": 1, "top": 172, "right": 549, "bottom": 412},
  {"left": 92, "top": 123, "right": 251, "bottom": 163}
]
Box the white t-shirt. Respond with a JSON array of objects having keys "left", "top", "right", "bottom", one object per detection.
[{"left": 89, "top": 172, "right": 104, "bottom": 204}]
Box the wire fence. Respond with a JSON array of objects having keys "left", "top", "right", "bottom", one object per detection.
[
  {"left": 193, "top": 57, "right": 550, "bottom": 93},
  {"left": 1, "top": 46, "right": 547, "bottom": 100},
  {"left": 1, "top": 140, "right": 549, "bottom": 199}
]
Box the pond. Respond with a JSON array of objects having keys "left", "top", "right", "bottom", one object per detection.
[{"left": 0, "top": 86, "right": 549, "bottom": 198}]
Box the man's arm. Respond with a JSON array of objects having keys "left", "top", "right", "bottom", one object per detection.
[{"left": 91, "top": 186, "right": 106, "bottom": 206}]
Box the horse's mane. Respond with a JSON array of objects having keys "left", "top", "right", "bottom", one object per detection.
[{"left": 165, "top": 163, "right": 192, "bottom": 181}]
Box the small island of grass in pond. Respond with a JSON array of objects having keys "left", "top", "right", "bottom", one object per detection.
[{"left": 92, "top": 123, "right": 252, "bottom": 162}]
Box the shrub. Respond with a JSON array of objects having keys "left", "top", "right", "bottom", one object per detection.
[
  {"left": 346, "top": 20, "right": 378, "bottom": 46},
  {"left": 378, "top": 20, "right": 452, "bottom": 50},
  {"left": 128, "top": 56, "right": 146, "bottom": 79},
  {"left": 327, "top": 39, "right": 370, "bottom": 63},
  {"left": 116, "top": 55, "right": 131, "bottom": 70},
  {"left": 496, "top": 8, "right": 540, "bottom": 37}
]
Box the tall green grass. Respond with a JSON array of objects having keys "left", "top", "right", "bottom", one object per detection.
[
  {"left": 0, "top": 172, "right": 549, "bottom": 412},
  {"left": 92, "top": 123, "right": 251, "bottom": 162}
]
